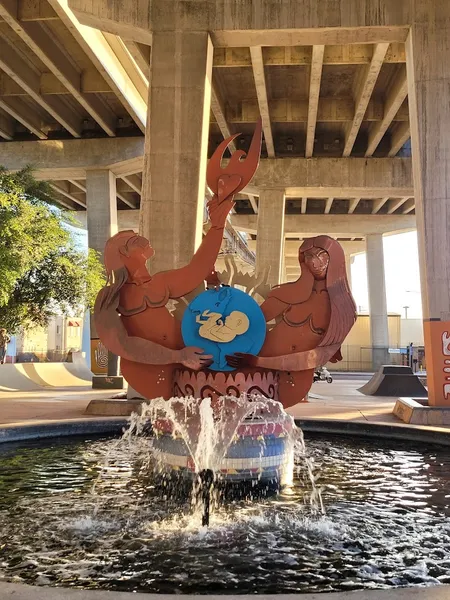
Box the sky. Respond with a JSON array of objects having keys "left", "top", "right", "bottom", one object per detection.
[
  {"left": 70, "top": 221, "right": 423, "bottom": 319},
  {"left": 351, "top": 231, "right": 422, "bottom": 319}
]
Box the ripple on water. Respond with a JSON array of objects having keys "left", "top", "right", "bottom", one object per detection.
[{"left": 0, "top": 433, "right": 450, "bottom": 593}]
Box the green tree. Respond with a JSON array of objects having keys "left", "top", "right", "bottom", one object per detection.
[{"left": 0, "top": 167, "right": 105, "bottom": 333}]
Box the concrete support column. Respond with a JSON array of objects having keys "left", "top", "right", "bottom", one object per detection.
[
  {"left": 345, "top": 253, "right": 354, "bottom": 292},
  {"left": 407, "top": 6, "right": 450, "bottom": 405},
  {"left": 86, "top": 169, "right": 118, "bottom": 257},
  {"left": 256, "top": 189, "right": 286, "bottom": 287},
  {"left": 366, "top": 234, "right": 389, "bottom": 370},
  {"left": 140, "top": 30, "right": 213, "bottom": 273},
  {"left": 86, "top": 170, "right": 119, "bottom": 381}
]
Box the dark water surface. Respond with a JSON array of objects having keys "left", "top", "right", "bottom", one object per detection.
[{"left": 1, "top": 433, "right": 450, "bottom": 594}]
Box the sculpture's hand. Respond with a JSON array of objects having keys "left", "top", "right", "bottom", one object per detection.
[
  {"left": 207, "top": 195, "right": 235, "bottom": 229},
  {"left": 225, "top": 352, "right": 258, "bottom": 369},
  {"left": 179, "top": 346, "right": 213, "bottom": 371}
]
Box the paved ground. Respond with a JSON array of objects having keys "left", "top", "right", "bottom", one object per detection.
[
  {"left": 0, "top": 386, "right": 108, "bottom": 424},
  {"left": 289, "top": 378, "right": 400, "bottom": 423},
  {"left": 0, "top": 376, "right": 448, "bottom": 435},
  {"left": 3, "top": 581, "right": 450, "bottom": 600},
  {"left": 0, "top": 376, "right": 409, "bottom": 427},
  {"left": 2, "top": 381, "right": 450, "bottom": 600}
]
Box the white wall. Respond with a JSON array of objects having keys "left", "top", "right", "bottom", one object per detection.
[{"left": 400, "top": 319, "right": 424, "bottom": 347}]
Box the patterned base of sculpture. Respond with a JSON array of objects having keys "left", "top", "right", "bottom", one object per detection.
[
  {"left": 152, "top": 411, "right": 294, "bottom": 482},
  {"left": 173, "top": 368, "right": 279, "bottom": 401}
]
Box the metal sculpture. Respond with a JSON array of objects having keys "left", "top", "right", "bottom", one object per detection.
[
  {"left": 225, "top": 236, "right": 357, "bottom": 408},
  {"left": 94, "top": 119, "right": 263, "bottom": 401},
  {"left": 94, "top": 119, "right": 356, "bottom": 409}
]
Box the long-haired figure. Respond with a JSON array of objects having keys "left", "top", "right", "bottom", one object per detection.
[
  {"left": 94, "top": 192, "right": 235, "bottom": 400},
  {"left": 226, "top": 236, "right": 357, "bottom": 408}
]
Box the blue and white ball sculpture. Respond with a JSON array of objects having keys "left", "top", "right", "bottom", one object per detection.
[{"left": 181, "top": 286, "right": 266, "bottom": 371}]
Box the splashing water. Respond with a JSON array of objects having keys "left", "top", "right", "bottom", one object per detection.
[{"left": 94, "top": 393, "right": 324, "bottom": 526}]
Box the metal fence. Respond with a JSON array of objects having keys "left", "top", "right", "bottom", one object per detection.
[{"left": 329, "top": 345, "right": 416, "bottom": 372}]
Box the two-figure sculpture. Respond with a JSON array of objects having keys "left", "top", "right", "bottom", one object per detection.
[{"left": 94, "top": 119, "right": 357, "bottom": 410}]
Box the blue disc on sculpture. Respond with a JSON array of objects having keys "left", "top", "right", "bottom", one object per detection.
[{"left": 181, "top": 287, "right": 266, "bottom": 371}]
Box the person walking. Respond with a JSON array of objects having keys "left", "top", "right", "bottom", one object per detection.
[{"left": 0, "top": 329, "right": 10, "bottom": 364}]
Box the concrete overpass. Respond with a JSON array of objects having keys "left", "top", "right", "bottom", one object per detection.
[{"left": 1, "top": 0, "right": 449, "bottom": 388}]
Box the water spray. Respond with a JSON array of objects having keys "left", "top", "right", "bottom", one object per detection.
[{"left": 198, "top": 468, "right": 215, "bottom": 526}]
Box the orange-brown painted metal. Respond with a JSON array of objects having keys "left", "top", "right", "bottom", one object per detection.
[
  {"left": 225, "top": 236, "right": 357, "bottom": 408},
  {"left": 94, "top": 117, "right": 356, "bottom": 408},
  {"left": 94, "top": 121, "right": 262, "bottom": 401}
]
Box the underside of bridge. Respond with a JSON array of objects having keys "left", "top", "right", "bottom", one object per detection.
[{"left": 0, "top": 0, "right": 449, "bottom": 402}]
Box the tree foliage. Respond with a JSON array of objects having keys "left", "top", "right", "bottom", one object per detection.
[{"left": 0, "top": 167, "right": 105, "bottom": 333}]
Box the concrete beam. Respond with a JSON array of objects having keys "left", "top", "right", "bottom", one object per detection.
[
  {"left": 348, "top": 198, "right": 361, "bottom": 214},
  {"left": 387, "top": 197, "right": 410, "bottom": 214},
  {"left": 305, "top": 45, "right": 324, "bottom": 158},
  {"left": 0, "top": 70, "right": 112, "bottom": 96},
  {"left": 251, "top": 157, "right": 413, "bottom": 198},
  {"left": 213, "top": 44, "right": 406, "bottom": 68},
  {"left": 0, "top": 109, "right": 14, "bottom": 140},
  {"left": 247, "top": 239, "right": 366, "bottom": 256},
  {"left": 47, "top": 0, "right": 147, "bottom": 132},
  {"left": 123, "top": 41, "right": 151, "bottom": 78},
  {"left": 0, "top": 137, "right": 145, "bottom": 179},
  {"left": 0, "top": 32, "right": 80, "bottom": 137},
  {"left": 343, "top": 43, "right": 389, "bottom": 157},
  {"left": 0, "top": 1, "right": 117, "bottom": 137},
  {"left": 212, "top": 28, "right": 410, "bottom": 49},
  {"left": 232, "top": 214, "right": 416, "bottom": 236},
  {"left": 225, "top": 97, "right": 409, "bottom": 124},
  {"left": 250, "top": 46, "right": 274, "bottom": 157},
  {"left": 19, "top": 0, "right": 59, "bottom": 20},
  {"left": 247, "top": 193, "right": 258, "bottom": 213},
  {"left": 402, "top": 198, "right": 415, "bottom": 214},
  {"left": 366, "top": 67, "right": 408, "bottom": 157},
  {"left": 0, "top": 140, "right": 413, "bottom": 197},
  {"left": 50, "top": 181, "right": 86, "bottom": 208},
  {"left": 121, "top": 174, "right": 142, "bottom": 194},
  {"left": 372, "top": 197, "right": 390, "bottom": 214},
  {"left": 388, "top": 122, "right": 411, "bottom": 157},
  {"left": 211, "top": 80, "right": 236, "bottom": 152},
  {"left": 0, "top": 96, "right": 47, "bottom": 139},
  {"left": 67, "top": 0, "right": 411, "bottom": 46},
  {"left": 324, "top": 197, "right": 333, "bottom": 214}
]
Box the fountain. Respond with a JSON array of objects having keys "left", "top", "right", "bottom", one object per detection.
[
  {"left": 90, "top": 118, "right": 357, "bottom": 512},
  {"left": 120, "top": 394, "right": 318, "bottom": 526}
]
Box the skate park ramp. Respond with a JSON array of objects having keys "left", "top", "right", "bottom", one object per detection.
[
  {"left": 358, "top": 365, "right": 428, "bottom": 397},
  {"left": 0, "top": 352, "right": 93, "bottom": 391}
]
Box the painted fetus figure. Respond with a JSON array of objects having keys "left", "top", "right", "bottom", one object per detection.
[{"left": 197, "top": 309, "right": 250, "bottom": 343}]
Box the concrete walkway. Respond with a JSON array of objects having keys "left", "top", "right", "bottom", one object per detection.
[
  {"left": 290, "top": 378, "right": 399, "bottom": 423},
  {"left": 0, "top": 377, "right": 449, "bottom": 436},
  {"left": 0, "top": 377, "right": 409, "bottom": 427},
  {"left": 0, "top": 386, "right": 107, "bottom": 424}
]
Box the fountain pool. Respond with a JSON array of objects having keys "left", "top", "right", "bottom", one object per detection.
[{"left": 1, "top": 430, "right": 450, "bottom": 594}]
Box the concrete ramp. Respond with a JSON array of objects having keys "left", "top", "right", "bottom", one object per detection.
[
  {"left": 358, "top": 365, "right": 428, "bottom": 398},
  {"left": 0, "top": 364, "right": 44, "bottom": 391},
  {"left": 0, "top": 353, "right": 93, "bottom": 391}
]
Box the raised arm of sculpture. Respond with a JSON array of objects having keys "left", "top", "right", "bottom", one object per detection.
[{"left": 153, "top": 195, "right": 235, "bottom": 299}]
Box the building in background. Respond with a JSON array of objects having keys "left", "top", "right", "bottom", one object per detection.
[{"left": 5, "top": 316, "right": 83, "bottom": 363}]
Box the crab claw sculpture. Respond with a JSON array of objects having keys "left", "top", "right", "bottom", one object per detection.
[{"left": 207, "top": 117, "right": 262, "bottom": 202}]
